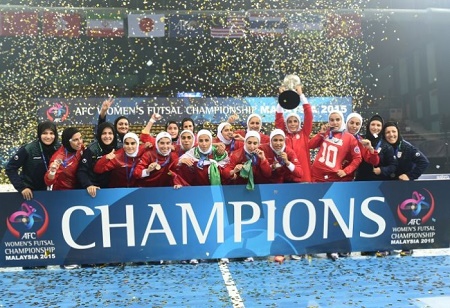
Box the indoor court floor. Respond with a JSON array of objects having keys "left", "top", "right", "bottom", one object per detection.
[{"left": 0, "top": 249, "right": 449, "bottom": 308}]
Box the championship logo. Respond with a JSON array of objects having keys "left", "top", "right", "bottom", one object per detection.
[
  {"left": 46, "top": 102, "right": 69, "bottom": 123},
  {"left": 397, "top": 189, "right": 434, "bottom": 225},
  {"left": 6, "top": 200, "right": 49, "bottom": 239}
]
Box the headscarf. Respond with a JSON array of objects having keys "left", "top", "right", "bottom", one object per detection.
[
  {"left": 196, "top": 129, "right": 213, "bottom": 155},
  {"left": 123, "top": 132, "right": 140, "bottom": 158},
  {"left": 155, "top": 132, "right": 172, "bottom": 157},
  {"left": 269, "top": 129, "right": 286, "bottom": 154},
  {"left": 62, "top": 127, "right": 80, "bottom": 153},
  {"left": 382, "top": 121, "right": 402, "bottom": 148},
  {"left": 329, "top": 110, "right": 346, "bottom": 132},
  {"left": 244, "top": 130, "right": 260, "bottom": 155},
  {"left": 345, "top": 112, "right": 363, "bottom": 135},
  {"left": 365, "top": 114, "right": 384, "bottom": 146},
  {"left": 182, "top": 129, "right": 226, "bottom": 185},
  {"left": 217, "top": 122, "right": 232, "bottom": 145},
  {"left": 37, "top": 121, "right": 58, "bottom": 153},
  {"left": 96, "top": 122, "right": 117, "bottom": 154},
  {"left": 246, "top": 113, "right": 262, "bottom": 132},
  {"left": 285, "top": 113, "right": 302, "bottom": 134}
]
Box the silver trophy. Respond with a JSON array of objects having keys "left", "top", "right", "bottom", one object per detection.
[{"left": 278, "top": 74, "right": 301, "bottom": 109}]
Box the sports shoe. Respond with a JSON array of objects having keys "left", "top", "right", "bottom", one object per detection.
[
  {"left": 328, "top": 253, "right": 339, "bottom": 261},
  {"left": 338, "top": 252, "right": 351, "bottom": 258},
  {"left": 189, "top": 259, "right": 199, "bottom": 265},
  {"left": 290, "top": 254, "right": 303, "bottom": 260},
  {"left": 244, "top": 257, "right": 254, "bottom": 262},
  {"left": 400, "top": 250, "right": 413, "bottom": 256},
  {"left": 220, "top": 258, "right": 230, "bottom": 264},
  {"left": 375, "top": 251, "right": 390, "bottom": 257},
  {"left": 63, "top": 264, "right": 80, "bottom": 270}
]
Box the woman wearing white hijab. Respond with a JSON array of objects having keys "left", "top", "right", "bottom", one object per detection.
[
  {"left": 232, "top": 113, "right": 270, "bottom": 144},
  {"left": 94, "top": 132, "right": 147, "bottom": 188},
  {"left": 225, "top": 131, "right": 271, "bottom": 190},
  {"left": 259, "top": 129, "right": 303, "bottom": 183},
  {"left": 178, "top": 129, "right": 229, "bottom": 186},
  {"left": 134, "top": 132, "right": 186, "bottom": 188},
  {"left": 309, "top": 111, "right": 362, "bottom": 182},
  {"left": 213, "top": 122, "right": 243, "bottom": 155}
]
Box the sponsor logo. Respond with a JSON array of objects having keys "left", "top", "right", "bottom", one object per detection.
[
  {"left": 6, "top": 200, "right": 49, "bottom": 239},
  {"left": 397, "top": 189, "right": 434, "bottom": 225}
]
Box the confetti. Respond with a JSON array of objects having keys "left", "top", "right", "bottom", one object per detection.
[{"left": 0, "top": 1, "right": 377, "bottom": 184}]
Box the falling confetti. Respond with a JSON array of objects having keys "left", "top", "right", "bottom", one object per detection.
[{"left": 0, "top": 0, "right": 381, "bottom": 184}]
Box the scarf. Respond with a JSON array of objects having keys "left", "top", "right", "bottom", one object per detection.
[
  {"left": 240, "top": 159, "right": 254, "bottom": 190},
  {"left": 193, "top": 146, "right": 227, "bottom": 185}
]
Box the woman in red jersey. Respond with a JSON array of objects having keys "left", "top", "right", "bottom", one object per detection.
[
  {"left": 178, "top": 129, "right": 229, "bottom": 186},
  {"left": 94, "top": 132, "right": 147, "bottom": 188},
  {"left": 309, "top": 111, "right": 362, "bottom": 182},
  {"left": 225, "top": 131, "right": 272, "bottom": 189},
  {"left": 260, "top": 129, "right": 303, "bottom": 183},
  {"left": 275, "top": 84, "right": 313, "bottom": 182},
  {"left": 45, "top": 127, "right": 84, "bottom": 190},
  {"left": 134, "top": 132, "right": 185, "bottom": 188}
]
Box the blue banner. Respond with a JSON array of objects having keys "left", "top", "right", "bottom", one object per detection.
[
  {"left": 1, "top": 181, "right": 447, "bottom": 267},
  {"left": 36, "top": 96, "right": 353, "bottom": 125}
]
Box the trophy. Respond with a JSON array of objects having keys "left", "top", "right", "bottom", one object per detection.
[{"left": 278, "top": 74, "right": 301, "bottom": 109}]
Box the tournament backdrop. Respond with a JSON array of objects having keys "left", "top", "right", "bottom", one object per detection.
[
  {"left": 1, "top": 181, "right": 448, "bottom": 267},
  {"left": 37, "top": 96, "right": 352, "bottom": 125}
]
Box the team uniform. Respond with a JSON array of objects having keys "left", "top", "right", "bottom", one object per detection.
[
  {"left": 274, "top": 94, "right": 313, "bottom": 182},
  {"left": 45, "top": 144, "right": 84, "bottom": 190},
  {"left": 309, "top": 130, "right": 362, "bottom": 182},
  {"left": 6, "top": 122, "right": 59, "bottom": 193},
  {"left": 77, "top": 122, "right": 117, "bottom": 189},
  {"left": 134, "top": 148, "right": 186, "bottom": 187},
  {"left": 178, "top": 146, "right": 229, "bottom": 186},
  {"left": 93, "top": 145, "right": 147, "bottom": 188},
  {"left": 225, "top": 147, "right": 272, "bottom": 185},
  {"left": 259, "top": 143, "right": 303, "bottom": 183}
]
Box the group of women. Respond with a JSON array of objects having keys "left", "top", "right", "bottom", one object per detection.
[{"left": 6, "top": 82, "right": 430, "bottom": 262}]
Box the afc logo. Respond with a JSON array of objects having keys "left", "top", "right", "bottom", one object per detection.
[
  {"left": 407, "top": 218, "right": 422, "bottom": 226},
  {"left": 21, "top": 232, "right": 37, "bottom": 240},
  {"left": 397, "top": 189, "right": 434, "bottom": 225}
]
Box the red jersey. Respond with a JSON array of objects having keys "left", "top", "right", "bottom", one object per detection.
[
  {"left": 177, "top": 147, "right": 229, "bottom": 186},
  {"left": 342, "top": 135, "right": 380, "bottom": 181},
  {"left": 275, "top": 102, "right": 313, "bottom": 182},
  {"left": 45, "top": 145, "right": 84, "bottom": 190},
  {"left": 309, "top": 130, "right": 362, "bottom": 182},
  {"left": 133, "top": 148, "right": 186, "bottom": 187},
  {"left": 224, "top": 147, "right": 272, "bottom": 185},
  {"left": 94, "top": 145, "right": 147, "bottom": 188},
  {"left": 259, "top": 144, "right": 303, "bottom": 183}
]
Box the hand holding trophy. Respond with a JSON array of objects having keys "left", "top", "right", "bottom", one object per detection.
[{"left": 278, "top": 74, "right": 301, "bottom": 109}]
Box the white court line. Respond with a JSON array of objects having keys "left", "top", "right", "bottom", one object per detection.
[{"left": 219, "top": 262, "right": 245, "bottom": 308}]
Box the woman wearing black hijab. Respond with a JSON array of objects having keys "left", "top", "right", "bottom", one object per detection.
[
  {"left": 77, "top": 122, "right": 117, "bottom": 197},
  {"left": 382, "top": 121, "right": 429, "bottom": 181},
  {"left": 44, "top": 127, "right": 84, "bottom": 190},
  {"left": 355, "top": 115, "right": 398, "bottom": 181},
  {"left": 6, "top": 121, "right": 59, "bottom": 200}
]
